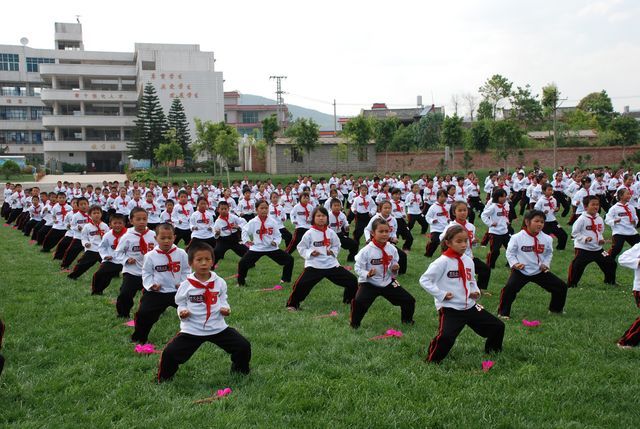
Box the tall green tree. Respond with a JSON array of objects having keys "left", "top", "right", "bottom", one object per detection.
[
  {"left": 414, "top": 112, "right": 444, "bottom": 149},
  {"left": 541, "top": 83, "right": 560, "bottom": 119},
  {"left": 167, "top": 98, "right": 192, "bottom": 164},
  {"left": 577, "top": 90, "right": 615, "bottom": 130},
  {"left": 193, "top": 119, "right": 237, "bottom": 176},
  {"left": 478, "top": 74, "right": 513, "bottom": 119},
  {"left": 440, "top": 114, "right": 464, "bottom": 167},
  {"left": 342, "top": 115, "right": 375, "bottom": 161},
  {"left": 129, "top": 82, "right": 167, "bottom": 164},
  {"left": 510, "top": 85, "right": 543, "bottom": 129},
  {"left": 476, "top": 100, "right": 494, "bottom": 121},
  {"left": 214, "top": 126, "right": 241, "bottom": 187},
  {"left": 490, "top": 120, "right": 524, "bottom": 168},
  {"left": 285, "top": 118, "right": 320, "bottom": 173},
  {"left": 390, "top": 124, "right": 415, "bottom": 152},
  {"left": 373, "top": 117, "right": 399, "bottom": 151},
  {"left": 154, "top": 129, "right": 184, "bottom": 178},
  {"left": 262, "top": 114, "right": 280, "bottom": 146},
  {"left": 471, "top": 120, "right": 491, "bottom": 153}
]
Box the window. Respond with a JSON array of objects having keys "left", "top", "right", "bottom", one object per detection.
[
  {"left": 0, "top": 107, "right": 28, "bottom": 120},
  {"left": 1, "top": 85, "right": 27, "bottom": 96},
  {"left": 26, "top": 57, "right": 54, "bottom": 72},
  {"left": 31, "top": 132, "right": 44, "bottom": 144},
  {"left": 42, "top": 131, "right": 54, "bottom": 141},
  {"left": 1, "top": 131, "right": 29, "bottom": 143},
  {"left": 291, "top": 146, "right": 303, "bottom": 163},
  {"left": 242, "top": 111, "right": 259, "bottom": 124},
  {"left": 29, "top": 86, "right": 49, "bottom": 97},
  {"left": 30, "top": 107, "right": 52, "bottom": 120},
  {"left": 0, "top": 53, "right": 19, "bottom": 71}
]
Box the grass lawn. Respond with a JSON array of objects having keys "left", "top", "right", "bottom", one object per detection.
[{"left": 1, "top": 211, "right": 639, "bottom": 428}]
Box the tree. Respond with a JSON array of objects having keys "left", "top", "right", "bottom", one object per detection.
[
  {"left": 476, "top": 100, "right": 494, "bottom": 121},
  {"left": 373, "top": 117, "right": 399, "bottom": 151},
  {"left": 214, "top": 126, "right": 241, "bottom": 187},
  {"left": 262, "top": 114, "right": 280, "bottom": 146},
  {"left": 440, "top": 114, "right": 464, "bottom": 168},
  {"left": 343, "top": 115, "right": 374, "bottom": 162},
  {"left": 541, "top": 83, "right": 562, "bottom": 169},
  {"left": 129, "top": 82, "right": 167, "bottom": 164},
  {"left": 471, "top": 120, "right": 491, "bottom": 153},
  {"left": 285, "top": 118, "right": 320, "bottom": 173},
  {"left": 463, "top": 93, "right": 478, "bottom": 121},
  {"left": 610, "top": 115, "right": 640, "bottom": 158},
  {"left": 460, "top": 150, "right": 474, "bottom": 170},
  {"left": 577, "top": 90, "right": 615, "bottom": 130},
  {"left": 154, "top": 129, "right": 184, "bottom": 177},
  {"left": 563, "top": 109, "right": 598, "bottom": 131},
  {"left": 167, "top": 98, "right": 192, "bottom": 166},
  {"left": 490, "top": 120, "right": 524, "bottom": 169},
  {"left": 450, "top": 94, "right": 460, "bottom": 116},
  {"left": 510, "top": 85, "right": 542, "bottom": 129},
  {"left": 193, "top": 119, "right": 237, "bottom": 176},
  {"left": 390, "top": 124, "right": 415, "bottom": 152},
  {"left": 414, "top": 112, "right": 444, "bottom": 149},
  {"left": 1, "top": 160, "right": 20, "bottom": 179},
  {"left": 478, "top": 74, "right": 513, "bottom": 119}
]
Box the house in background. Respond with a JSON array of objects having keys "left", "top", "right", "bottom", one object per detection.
[{"left": 224, "top": 90, "right": 288, "bottom": 139}]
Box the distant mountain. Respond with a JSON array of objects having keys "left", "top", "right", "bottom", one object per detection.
[{"left": 239, "top": 94, "right": 336, "bottom": 131}]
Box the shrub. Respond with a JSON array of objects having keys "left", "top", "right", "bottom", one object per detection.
[
  {"left": 1, "top": 160, "right": 21, "bottom": 179},
  {"left": 62, "top": 163, "right": 85, "bottom": 173}
]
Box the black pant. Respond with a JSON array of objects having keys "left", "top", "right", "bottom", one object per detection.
[
  {"left": 68, "top": 250, "right": 101, "bottom": 279},
  {"left": 486, "top": 233, "right": 510, "bottom": 269},
  {"left": 286, "top": 227, "right": 308, "bottom": 254},
  {"left": 597, "top": 194, "right": 610, "bottom": 212},
  {"left": 116, "top": 273, "right": 143, "bottom": 318},
  {"left": 30, "top": 219, "right": 45, "bottom": 240},
  {"left": 280, "top": 227, "right": 293, "bottom": 248},
  {"left": 568, "top": 248, "right": 616, "bottom": 287},
  {"left": 1, "top": 202, "right": 9, "bottom": 219},
  {"left": 286, "top": 266, "right": 358, "bottom": 309},
  {"left": 619, "top": 292, "right": 640, "bottom": 346},
  {"left": 61, "top": 238, "right": 84, "bottom": 268},
  {"left": 554, "top": 191, "right": 571, "bottom": 217},
  {"left": 188, "top": 236, "right": 216, "bottom": 251},
  {"left": 53, "top": 236, "right": 73, "bottom": 260},
  {"left": 511, "top": 191, "right": 524, "bottom": 218},
  {"left": 41, "top": 228, "right": 66, "bottom": 252},
  {"left": 396, "top": 217, "right": 414, "bottom": 251},
  {"left": 425, "top": 231, "right": 442, "bottom": 257},
  {"left": 6, "top": 208, "right": 21, "bottom": 225},
  {"left": 22, "top": 219, "right": 37, "bottom": 237},
  {"left": 338, "top": 233, "right": 358, "bottom": 262},
  {"left": 237, "top": 249, "right": 294, "bottom": 285},
  {"left": 468, "top": 196, "right": 485, "bottom": 215},
  {"left": 91, "top": 261, "right": 122, "bottom": 295},
  {"left": 132, "top": 291, "right": 177, "bottom": 343},
  {"left": 427, "top": 306, "right": 504, "bottom": 363},
  {"left": 174, "top": 228, "right": 191, "bottom": 246},
  {"left": 16, "top": 212, "right": 29, "bottom": 230},
  {"left": 473, "top": 257, "right": 491, "bottom": 290},
  {"left": 353, "top": 213, "right": 371, "bottom": 246},
  {"left": 350, "top": 282, "right": 415, "bottom": 328},
  {"left": 395, "top": 245, "right": 408, "bottom": 274},
  {"left": 158, "top": 328, "right": 251, "bottom": 381},
  {"left": 609, "top": 234, "right": 640, "bottom": 259},
  {"left": 542, "top": 221, "right": 568, "bottom": 250},
  {"left": 214, "top": 235, "right": 248, "bottom": 263},
  {"left": 498, "top": 269, "right": 567, "bottom": 317},
  {"left": 408, "top": 213, "right": 428, "bottom": 234}
]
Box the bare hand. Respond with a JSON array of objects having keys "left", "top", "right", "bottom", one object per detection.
[
  {"left": 179, "top": 310, "right": 190, "bottom": 319},
  {"left": 220, "top": 307, "right": 231, "bottom": 316},
  {"left": 367, "top": 268, "right": 377, "bottom": 277},
  {"left": 127, "top": 257, "right": 136, "bottom": 265},
  {"left": 104, "top": 256, "right": 113, "bottom": 261},
  {"left": 585, "top": 237, "right": 593, "bottom": 243},
  {"left": 245, "top": 241, "right": 254, "bottom": 246},
  {"left": 469, "top": 292, "right": 481, "bottom": 300},
  {"left": 150, "top": 284, "right": 161, "bottom": 291},
  {"left": 513, "top": 263, "right": 525, "bottom": 270},
  {"left": 326, "top": 249, "right": 334, "bottom": 256},
  {"left": 540, "top": 264, "right": 549, "bottom": 272},
  {"left": 310, "top": 250, "right": 321, "bottom": 256},
  {"left": 85, "top": 243, "right": 91, "bottom": 248},
  {"left": 614, "top": 219, "right": 621, "bottom": 224},
  {"left": 598, "top": 239, "right": 605, "bottom": 245},
  {"left": 444, "top": 292, "right": 454, "bottom": 300},
  {"left": 391, "top": 263, "right": 400, "bottom": 272}
]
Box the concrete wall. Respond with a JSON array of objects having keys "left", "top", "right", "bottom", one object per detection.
[
  {"left": 377, "top": 146, "right": 640, "bottom": 172},
  {"left": 266, "top": 144, "right": 377, "bottom": 174}
]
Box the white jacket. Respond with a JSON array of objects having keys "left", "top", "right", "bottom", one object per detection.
[
  {"left": 571, "top": 213, "right": 605, "bottom": 251},
  {"left": 142, "top": 245, "right": 190, "bottom": 293},
  {"left": 534, "top": 196, "right": 558, "bottom": 222},
  {"left": 175, "top": 272, "right": 230, "bottom": 336},
  {"left": 364, "top": 213, "right": 397, "bottom": 242},
  {"left": 290, "top": 202, "right": 313, "bottom": 229},
  {"left": 297, "top": 227, "right": 341, "bottom": 269},
  {"left": 81, "top": 221, "right": 108, "bottom": 250},
  {"left": 439, "top": 220, "right": 476, "bottom": 258},
  {"left": 354, "top": 241, "right": 399, "bottom": 286},
  {"left": 618, "top": 243, "right": 640, "bottom": 292},
  {"left": 174, "top": 202, "right": 194, "bottom": 230},
  {"left": 506, "top": 230, "right": 553, "bottom": 276},
  {"left": 481, "top": 202, "right": 510, "bottom": 235},
  {"left": 420, "top": 253, "right": 479, "bottom": 310},
  {"left": 425, "top": 203, "right": 450, "bottom": 233},
  {"left": 241, "top": 216, "right": 282, "bottom": 252},
  {"left": 605, "top": 203, "right": 638, "bottom": 236},
  {"left": 190, "top": 210, "right": 215, "bottom": 239},
  {"left": 213, "top": 213, "right": 246, "bottom": 238},
  {"left": 114, "top": 228, "right": 157, "bottom": 275}
]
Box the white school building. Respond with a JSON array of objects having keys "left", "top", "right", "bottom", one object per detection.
[{"left": 0, "top": 22, "right": 224, "bottom": 172}]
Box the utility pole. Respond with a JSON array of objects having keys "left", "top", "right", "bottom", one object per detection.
[
  {"left": 333, "top": 99, "right": 337, "bottom": 134},
  {"left": 269, "top": 76, "right": 287, "bottom": 129},
  {"left": 552, "top": 97, "right": 568, "bottom": 171}
]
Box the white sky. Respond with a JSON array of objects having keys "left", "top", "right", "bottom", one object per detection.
[{"left": 2, "top": 0, "right": 639, "bottom": 117}]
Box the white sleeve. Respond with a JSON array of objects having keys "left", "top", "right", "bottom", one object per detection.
[
  {"left": 141, "top": 254, "right": 155, "bottom": 290},
  {"left": 419, "top": 259, "right": 447, "bottom": 301},
  {"left": 542, "top": 237, "right": 553, "bottom": 267},
  {"left": 179, "top": 253, "right": 191, "bottom": 284},
  {"left": 330, "top": 231, "right": 341, "bottom": 257},
  {"left": 619, "top": 244, "right": 640, "bottom": 270},
  {"left": 480, "top": 205, "right": 493, "bottom": 226},
  {"left": 354, "top": 248, "right": 369, "bottom": 283},
  {"left": 571, "top": 217, "right": 588, "bottom": 244},
  {"left": 81, "top": 225, "right": 91, "bottom": 248},
  {"left": 296, "top": 230, "right": 313, "bottom": 259},
  {"left": 604, "top": 207, "right": 616, "bottom": 228},
  {"left": 175, "top": 281, "right": 189, "bottom": 314},
  {"left": 363, "top": 217, "right": 375, "bottom": 242},
  {"left": 241, "top": 222, "right": 251, "bottom": 243},
  {"left": 218, "top": 279, "right": 230, "bottom": 310},
  {"left": 505, "top": 235, "right": 519, "bottom": 268},
  {"left": 114, "top": 235, "right": 129, "bottom": 261},
  {"left": 272, "top": 222, "right": 282, "bottom": 246}
]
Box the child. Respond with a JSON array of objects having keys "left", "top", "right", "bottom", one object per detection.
[
  {"left": 440, "top": 201, "right": 491, "bottom": 292},
  {"left": 569, "top": 176, "right": 592, "bottom": 225},
  {"left": 238, "top": 201, "right": 294, "bottom": 286},
  {"left": 36, "top": 192, "right": 55, "bottom": 245},
  {"left": 68, "top": 205, "right": 108, "bottom": 280},
  {"left": 269, "top": 192, "right": 292, "bottom": 247},
  {"left": 212, "top": 201, "right": 248, "bottom": 263},
  {"left": 132, "top": 223, "right": 190, "bottom": 343},
  {"left": 174, "top": 191, "right": 193, "bottom": 246},
  {"left": 616, "top": 243, "right": 640, "bottom": 349},
  {"left": 143, "top": 191, "right": 162, "bottom": 230},
  {"left": 605, "top": 188, "right": 640, "bottom": 259},
  {"left": 24, "top": 196, "right": 43, "bottom": 238},
  {"left": 157, "top": 242, "right": 251, "bottom": 382},
  {"left": 420, "top": 225, "right": 504, "bottom": 362},
  {"left": 114, "top": 207, "right": 157, "bottom": 318},
  {"left": 189, "top": 197, "right": 217, "bottom": 249},
  {"left": 351, "top": 185, "right": 377, "bottom": 246},
  {"left": 41, "top": 192, "right": 70, "bottom": 251},
  {"left": 406, "top": 183, "right": 428, "bottom": 234},
  {"left": 60, "top": 197, "right": 91, "bottom": 270},
  {"left": 351, "top": 218, "right": 415, "bottom": 328},
  {"left": 91, "top": 214, "right": 126, "bottom": 295},
  {"left": 480, "top": 189, "right": 511, "bottom": 269},
  {"left": 424, "top": 190, "right": 450, "bottom": 257},
  {"left": 568, "top": 195, "right": 616, "bottom": 288},
  {"left": 160, "top": 199, "right": 175, "bottom": 225},
  {"left": 52, "top": 199, "right": 78, "bottom": 260},
  {"left": 364, "top": 201, "right": 408, "bottom": 275},
  {"left": 391, "top": 189, "right": 413, "bottom": 252},
  {"left": 327, "top": 198, "right": 358, "bottom": 262},
  {"left": 534, "top": 183, "right": 568, "bottom": 250},
  {"left": 6, "top": 184, "right": 24, "bottom": 225},
  {"left": 286, "top": 207, "right": 358, "bottom": 310},
  {"left": 114, "top": 187, "right": 131, "bottom": 222},
  {"left": 238, "top": 188, "right": 256, "bottom": 222},
  {"left": 286, "top": 192, "right": 313, "bottom": 254},
  {"left": 497, "top": 210, "right": 568, "bottom": 319}
]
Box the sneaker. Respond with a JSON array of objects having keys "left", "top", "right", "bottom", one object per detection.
[
  {"left": 497, "top": 314, "right": 511, "bottom": 320},
  {"left": 617, "top": 343, "right": 633, "bottom": 350},
  {"left": 481, "top": 290, "right": 493, "bottom": 297},
  {"left": 286, "top": 306, "right": 298, "bottom": 312}
]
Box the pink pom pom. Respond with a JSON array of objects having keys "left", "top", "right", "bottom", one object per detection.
[
  {"left": 134, "top": 343, "right": 158, "bottom": 354},
  {"left": 273, "top": 285, "right": 282, "bottom": 290},
  {"left": 329, "top": 311, "right": 338, "bottom": 316},
  {"left": 522, "top": 319, "right": 541, "bottom": 327},
  {"left": 124, "top": 320, "right": 135, "bottom": 327},
  {"left": 482, "top": 360, "right": 494, "bottom": 372},
  {"left": 216, "top": 387, "right": 232, "bottom": 397},
  {"left": 343, "top": 265, "right": 353, "bottom": 271},
  {"left": 386, "top": 329, "right": 403, "bottom": 338}
]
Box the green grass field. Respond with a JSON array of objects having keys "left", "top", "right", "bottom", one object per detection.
[{"left": 1, "top": 210, "right": 639, "bottom": 428}]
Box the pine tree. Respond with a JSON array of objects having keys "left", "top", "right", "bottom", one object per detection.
[
  {"left": 167, "top": 98, "right": 192, "bottom": 163},
  {"left": 128, "top": 82, "right": 168, "bottom": 164}
]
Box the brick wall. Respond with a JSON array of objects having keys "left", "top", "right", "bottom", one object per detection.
[
  {"left": 377, "top": 146, "right": 640, "bottom": 172},
  {"left": 266, "top": 144, "right": 377, "bottom": 174},
  {"left": 250, "top": 147, "right": 266, "bottom": 173}
]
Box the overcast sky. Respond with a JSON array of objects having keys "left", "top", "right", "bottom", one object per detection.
[{"left": 2, "top": 0, "right": 639, "bottom": 117}]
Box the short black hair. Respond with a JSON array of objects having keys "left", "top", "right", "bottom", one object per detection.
[{"left": 188, "top": 241, "right": 215, "bottom": 264}]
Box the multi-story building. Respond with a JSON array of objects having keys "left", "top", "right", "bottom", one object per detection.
[
  {"left": 0, "top": 22, "right": 224, "bottom": 172},
  {"left": 224, "top": 90, "right": 288, "bottom": 139}
]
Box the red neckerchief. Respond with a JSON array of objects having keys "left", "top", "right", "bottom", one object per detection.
[
  {"left": 80, "top": 211, "right": 91, "bottom": 222},
  {"left": 585, "top": 187, "right": 590, "bottom": 196},
  {"left": 199, "top": 209, "right": 209, "bottom": 224},
  {"left": 312, "top": 225, "right": 330, "bottom": 246},
  {"left": 272, "top": 204, "right": 280, "bottom": 217},
  {"left": 244, "top": 197, "right": 252, "bottom": 210},
  {"left": 89, "top": 220, "right": 105, "bottom": 237},
  {"left": 301, "top": 202, "right": 310, "bottom": 219},
  {"left": 133, "top": 229, "right": 150, "bottom": 254},
  {"left": 331, "top": 211, "right": 342, "bottom": 229},
  {"left": 427, "top": 187, "right": 434, "bottom": 198},
  {"left": 285, "top": 193, "right": 292, "bottom": 203},
  {"left": 157, "top": 246, "right": 179, "bottom": 277},
  {"left": 180, "top": 203, "right": 190, "bottom": 216},
  {"left": 621, "top": 203, "right": 634, "bottom": 223},
  {"left": 524, "top": 229, "right": 543, "bottom": 264},
  {"left": 546, "top": 197, "right": 555, "bottom": 210},
  {"left": 219, "top": 214, "right": 234, "bottom": 231},
  {"left": 443, "top": 248, "right": 469, "bottom": 306},
  {"left": 497, "top": 203, "right": 508, "bottom": 218},
  {"left": 384, "top": 192, "right": 390, "bottom": 201},
  {"left": 372, "top": 239, "right": 391, "bottom": 276},
  {"left": 361, "top": 196, "right": 369, "bottom": 210},
  {"left": 393, "top": 200, "right": 402, "bottom": 213},
  {"left": 187, "top": 277, "right": 218, "bottom": 327},
  {"left": 438, "top": 202, "right": 448, "bottom": 218},
  {"left": 166, "top": 209, "right": 173, "bottom": 223},
  {"left": 133, "top": 199, "right": 141, "bottom": 207},
  {"left": 120, "top": 198, "right": 128, "bottom": 207},
  {"left": 258, "top": 215, "right": 269, "bottom": 241},
  {"left": 586, "top": 214, "right": 600, "bottom": 241},
  {"left": 460, "top": 185, "right": 465, "bottom": 196},
  {"left": 148, "top": 201, "right": 156, "bottom": 212},
  {"left": 112, "top": 228, "right": 126, "bottom": 248},
  {"left": 32, "top": 204, "right": 40, "bottom": 215},
  {"left": 456, "top": 219, "right": 474, "bottom": 245},
  {"left": 413, "top": 193, "right": 419, "bottom": 204}
]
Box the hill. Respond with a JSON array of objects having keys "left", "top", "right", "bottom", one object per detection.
[{"left": 239, "top": 93, "right": 336, "bottom": 131}]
